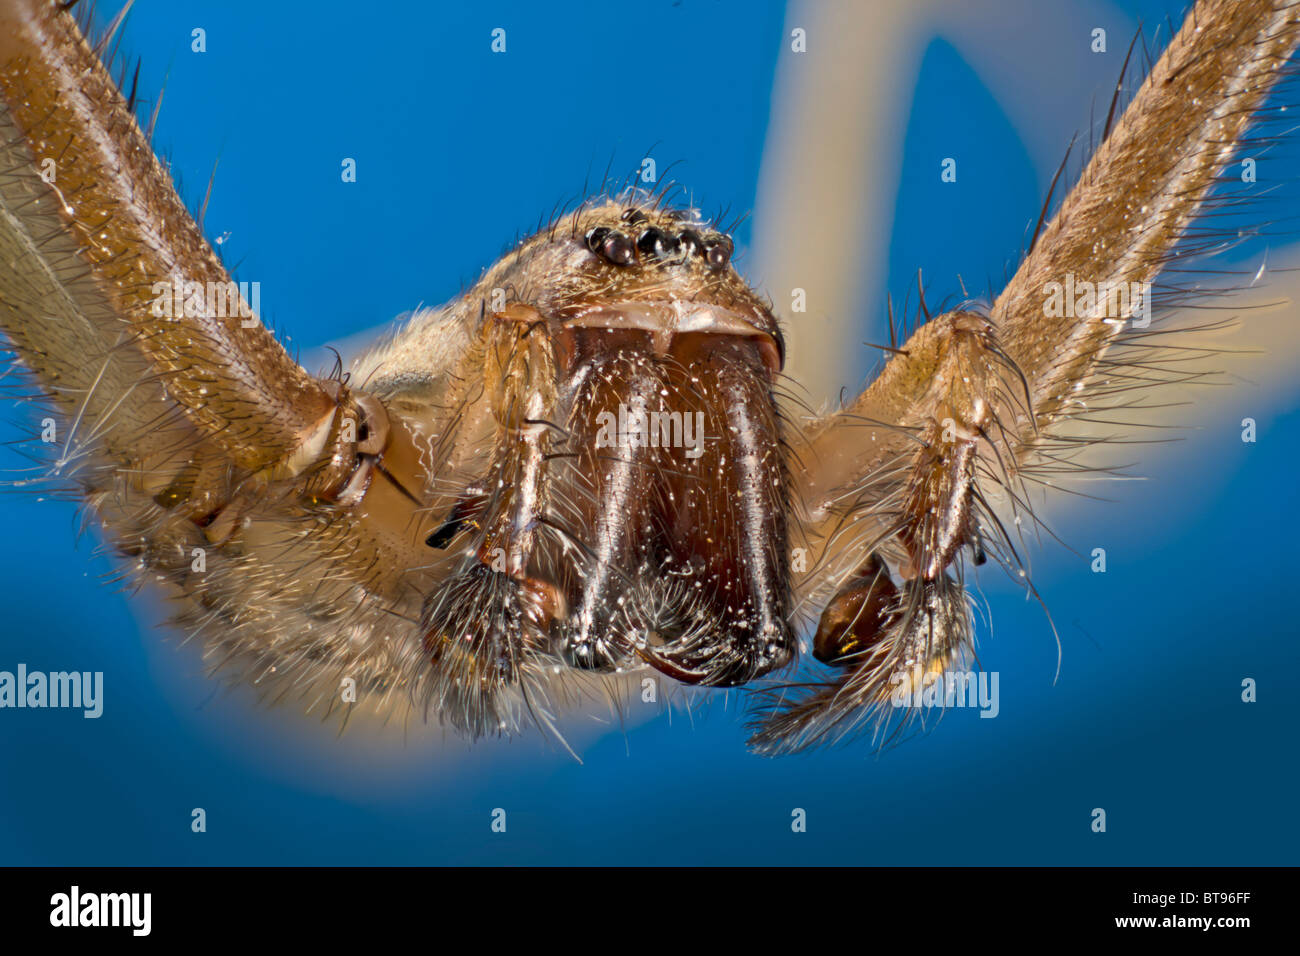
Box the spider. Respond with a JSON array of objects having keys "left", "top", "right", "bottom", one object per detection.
[{"left": 0, "top": 0, "right": 1295, "bottom": 755}]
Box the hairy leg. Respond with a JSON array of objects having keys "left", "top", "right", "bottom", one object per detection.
[{"left": 756, "top": 0, "right": 1300, "bottom": 754}]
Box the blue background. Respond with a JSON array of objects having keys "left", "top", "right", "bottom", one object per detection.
[{"left": 0, "top": 0, "right": 1296, "bottom": 864}]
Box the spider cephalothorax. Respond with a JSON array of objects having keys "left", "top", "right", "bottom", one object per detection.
[{"left": 402, "top": 199, "right": 797, "bottom": 731}]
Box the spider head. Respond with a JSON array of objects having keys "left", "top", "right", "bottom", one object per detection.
[{"left": 422, "top": 197, "right": 798, "bottom": 694}]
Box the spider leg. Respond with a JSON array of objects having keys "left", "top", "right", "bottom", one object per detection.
[
  {"left": 0, "top": 0, "right": 464, "bottom": 721},
  {"left": 753, "top": 0, "right": 1300, "bottom": 754}
]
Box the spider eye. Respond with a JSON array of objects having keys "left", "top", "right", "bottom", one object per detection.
[
  {"left": 704, "top": 239, "right": 732, "bottom": 271},
  {"left": 585, "top": 227, "right": 636, "bottom": 266},
  {"left": 603, "top": 231, "right": 636, "bottom": 266},
  {"left": 584, "top": 226, "right": 609, "bottom": 253},
  {"left": 636, "top": 227, "right": 679, "bottom": 260}
]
